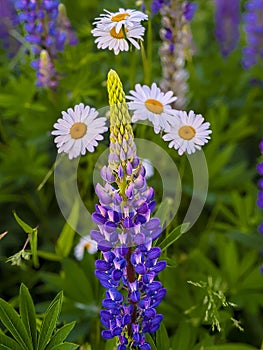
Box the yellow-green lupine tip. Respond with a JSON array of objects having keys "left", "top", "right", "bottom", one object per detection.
[{"left": 107, "top": 69, "right": 125, "bottom": 106}]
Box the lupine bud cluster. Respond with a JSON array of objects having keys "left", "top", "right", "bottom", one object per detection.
[
  {"left": 243, "top": 0, "right": 263, "bottom": 68},
  {"left": 91, "top": 70, "right": 166, "bottom": 349},
  {"left": 14, "top": 0, "right": 78, "bottom": 87},
  {"left": 214, "top": 0, "right": 240, "bottom": 58},
  {"left": 158, "top": 1, "right": 196, "bottom": 109}
]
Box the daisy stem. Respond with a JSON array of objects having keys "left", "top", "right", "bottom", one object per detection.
[{"left": 140, "top": 16, "right": 152, "bottom": 87}]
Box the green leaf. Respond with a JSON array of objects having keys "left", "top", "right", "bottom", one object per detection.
[
  {"left": 0, "top": 346, "right": 12, "bottom": 350},
  {"left": 158, "top": 223, "right": 189, "bottom": 251},
  {"left": 13, "top": 211, "right": 33, "bottom": 234},
  {"left": 0, "top": 334, "right": 21, "bottom": 350},
  {"left": 48, "top": 343, "right": 79, "bottom": 350},
  {"left": 156, "top": 322, "right": 170, "bottom": 350},
  {"left": 60, "top": 259, "right": 94, "bottom": 304},
  {"left": 37, "top": 292, "right": 63, "bottom": 350},
  {"left": 0, "top": 298, "right": 33, "bottom": 350},
  {"left": 227, "top": 231, "right": 263, "bottom": 252},
  {"left": 205, "top": 344, "right": 258, "bottom": 350},
  {"left": 19, "top": 284, "right": 37, "bottom": 350},
  {"left": 37, "top": 250, "right": 62, "bottom": 262},
  {"left": 171, "top": 323, "right": 196, "bottom": 350},
  {"left": 55, "top": 201, "right": 78, "bottom": 258},
  {"left": 145, "top": 334, "right": 157, "bottom": 350},
  {"left": 45, "top": 322, "right": 76, "bottom": 350}
]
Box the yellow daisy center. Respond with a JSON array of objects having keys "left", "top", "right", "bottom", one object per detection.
[
  {"left": 111, "top": 13, "right": 129, "bottom": 22},
  {"left": 70, "top": 122, "right": 87, "bottom": 139},
  {"left": 145, "top": 99, "right": 164, "bottom": 114},
  {"left": 110, "top": 27, "right": 127, "bottom": 39},
  {"left": 178, "top": 125, "right": 196, "bottom": 140},
  {"left": 85, "top": 242, "right": 91, "bottom": 250}
]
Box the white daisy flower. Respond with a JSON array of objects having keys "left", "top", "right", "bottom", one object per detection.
[
  {"left": 126, "top": 83, "right": 178, "bottom": 134},
  {"left": 52, "top": 103, "right": 108, "bottom": 159},
  {"left": 93, "top": 8, "right": 148, "bottom": 34},
  {"left": 142, "top": 159, "right": 154, "bottom": 179},
  {"left": 74, "top": 235, "right": 97, "bottom": 260},
  {"left": 162, "top": 110, "right": 212, "bottom": 155},
  {"left": 91, "top": 23, "right": 145, "bottom": 55}
]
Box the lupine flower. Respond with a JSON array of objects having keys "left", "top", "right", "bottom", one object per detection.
[
  {"left": 91, "top": 8, "right": 147, "bottom": 55},
  {"left": 74, "top": 235, "right": 97, "bottom": 260},
  {"left": 0, "top": 0, "right": 19, "bottom": 53},
  {"left": 14, "top": 0, "right": 77, "bottom": 87},
  {"left": 214, "top": 0, "right": 240, "bottom": 58},
  {"left": 126, "top": 83, "right": 178, "bottom": 134},
  {"left": 243, "top": 0, "right": 263, "bottom": 68},
  {"left": 34, "top": 50, "right": 58, "bottom": 88},
  {"left": 158, "top": 1, "right": 196, "bottom": 109},
  {"left": 91, "top": 70, "right": 166, "bottom": 349},
  {"left": 52, "top": 103, "right": 108, "bottom": 159},
  {"left": 151, "top": 0, "right": 170, "bottom": 15},
  {"left": 162, "top": 110, "right": 212, "bottom": 155}
]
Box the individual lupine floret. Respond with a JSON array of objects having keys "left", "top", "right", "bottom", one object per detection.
[
  {"left": 91, "top": 70, "right": 166, "bottom": 349},
  {"left": 91, "top": 8, "right": 148, "bottom": 55},
  {"left": 214, "top": 0, "right": 240, "bottom": 57},
  {"left": 242, "top": 0, "right": 263, "bottom": 68},
  {"left": 14, "top": 0, "right": 77, "bottom": 87}
]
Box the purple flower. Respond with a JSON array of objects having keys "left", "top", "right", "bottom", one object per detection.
[
  {"left": 92, "top": 70, "right": 166, "bottom": 349},
  {"left": 183, "top": 2, "right": 197, "bottom": 21},
  {"left": 151, "top": 0, "right": 170, "bottom": 15},
  {"left": 242, "top": 0, "right": 263, "bottom": 68},
  {"left": 214, "top": 0, "right": 240, "bottom": 57},
  {"left": 0, "top": 0, "right": 19, "bottom": 54},
  {"left": 14, "top": 0, "right": 78, "bottom": 87}
]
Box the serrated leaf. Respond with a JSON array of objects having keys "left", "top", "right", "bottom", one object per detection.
[
  {"left": 19, "top": 284, "right": 37, "bottom": 349},
  {"left": 37, "top": 292, "right": 63, "bottom": 350},
  {"left": 55, "top": 201, "right": 78, "bottom": 258},
  {"left": 45, "top": 322, "right": 76, "bottom": 350},
  {"left": 0, "top": 334, "right": 21, "bottom": 350},
  {"left": 0, "top": 298, "right": 33, "bottom": 350},
  {"left": 158, "top": 223, "right": 189, "bottom": 251},
  {"left": 13, "top": 211, "right": 33, "bottom": 234},
  {"left": 48, "top": 343, "right": 79, "bottom": 350}
]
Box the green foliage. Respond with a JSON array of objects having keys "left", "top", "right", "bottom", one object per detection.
[{"left": 0, "top": 285, "right": 78, "bottom": 350}]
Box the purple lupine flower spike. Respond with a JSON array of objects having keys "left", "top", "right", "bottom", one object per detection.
[
  {"left": 0, "top": 0, "right": 19, "bottom": 54},
  {"left": 158, "top": 1, "right": 196, "bottom": 109},
  {"left": 14, "top": 0, "right": 78, "bottom": 88},
  {"left": 214, "top": 0, "right": 240, "bottom": 58},
  {"left": 91, "top": 70, "right": 166, "bottom": 349},
  {"left": 243, "top": 0, "right": 263, "bottom": 68}
]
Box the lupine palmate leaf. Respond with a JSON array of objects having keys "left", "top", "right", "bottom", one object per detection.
[
  {"left": 0, "top": 298, "right": 33, "bottom": 350},
  {"left": 19, "top": 284, "right": 37, "bottom": 349},
  {"left": 0, "top": 333, "right": 21, "bottom": 350},
  {"left": 48, "top": 343, "right": 79, "bottom": 350},
  {"left": 45, "top": 322, "right": 76, "bottom": 350},
  {"left": 37, "top": 292, "right": 63, "bottom": 350},
  {"left": 158, "top": 223, "right": 189, "bottom": 251}
]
